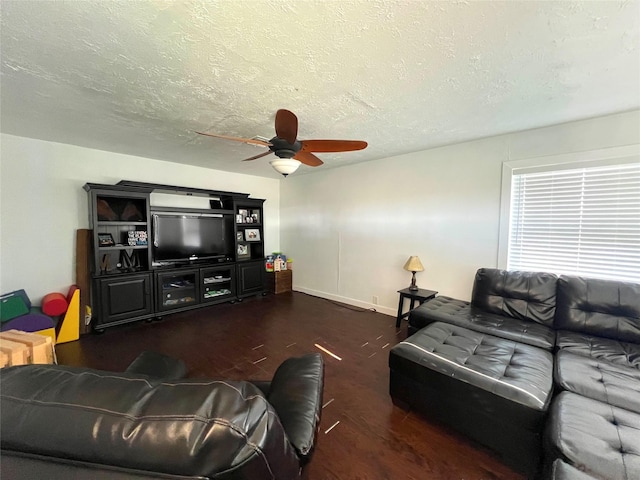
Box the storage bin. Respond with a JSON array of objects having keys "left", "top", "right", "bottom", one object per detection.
[{"left": 265, "top": 270, "right": 292, "bottom": 294}]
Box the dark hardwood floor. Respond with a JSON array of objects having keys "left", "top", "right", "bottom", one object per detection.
[{"left": 56, "top": 292, "right": 524, "bottom": 480}]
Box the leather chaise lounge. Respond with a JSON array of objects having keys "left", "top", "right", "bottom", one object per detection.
[
  {"left": 389, "top": 268, "right": 640, "bottom": 479},
  {"left": 390, "top": 321, "right": 554, "bottom": 476},
  {"left": 0, "top": 351, "right": 324, "bottom": 480}
]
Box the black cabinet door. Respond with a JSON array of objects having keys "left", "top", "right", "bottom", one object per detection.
[
  {"left": 237, "top": 260, "right": 265, "bottom": 298},
  {"left": 96, "top": 274, "right": 152, "bottom": 326}
]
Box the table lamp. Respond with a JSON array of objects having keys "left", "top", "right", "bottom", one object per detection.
[{"left": 403, "top": 256, "right": 424, "bottom": 291}]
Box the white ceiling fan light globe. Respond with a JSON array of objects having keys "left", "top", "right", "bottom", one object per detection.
[{"left": 270, "top": 159, "right": 301, "bottom": 177}]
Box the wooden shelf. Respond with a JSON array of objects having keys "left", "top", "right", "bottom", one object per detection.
[
  {"left": 98, "top": 245, "right": 148, "bottom": 251},
  {"left": 97, "top": 221, "right": 147, "bottom": 226},
  {"left": 150, "top": 206, "right": 233, "bottom": 215}
]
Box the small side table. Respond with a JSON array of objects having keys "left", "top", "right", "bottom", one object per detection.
[{"left": 396, "top": 287, "right": 438, "bottom": 328}]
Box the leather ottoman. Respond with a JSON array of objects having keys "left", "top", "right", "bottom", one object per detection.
[{"left": 389, "top": 322, "right": 553, "bottom": 476}]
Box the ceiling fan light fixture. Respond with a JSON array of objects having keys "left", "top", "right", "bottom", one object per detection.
[
  {"left": 198, "top": 109, "right": 367, "bottom": 173},
  {"left": 270, "top": 158, "right": 301, "bottom": 177}
]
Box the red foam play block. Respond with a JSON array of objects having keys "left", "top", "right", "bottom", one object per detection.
[{"left": 42, "top": 292, "right": 68, "bottom": 316}]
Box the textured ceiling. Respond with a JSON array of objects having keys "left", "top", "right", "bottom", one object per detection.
[{"left": 1, "top": 1, "right": 639, "bottom": 179}]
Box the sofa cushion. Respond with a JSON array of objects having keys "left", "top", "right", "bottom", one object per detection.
[
  {"left": 409, "top": 296, "right": 556, "bottom": 350},
  {"left": 555, "top": 275, "right": 640, "bottom": 344},
  {"left": 555, "top": 350, "right": 640, "bottom": 413},
  {"left": 556, "top": 330, "right": 640, "bottom": 369},
  {"left": 0, "top": 364, "right": 300, "bottom": 479},
  {"left": 267, "top": 353, "right": 324, "bottom": 464},
  {"left": 471, "top": 268, "right": 558, "bottom": 327},
  {"left": 393, "top": 322, "right": 553, "bottom": 411},
  {"left": 547, "top": 391, "right": 640, "bottom": 480},
  {"left": 1, "top": 451, "right": 164, "bottom": 479},
  {"left": 550, "top": 459, "right": 599, "bottom": 480}
]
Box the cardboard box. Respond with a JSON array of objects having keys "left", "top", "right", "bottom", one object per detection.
[
  {"left": 0, "top": 330, "right": 55, "bottom": 364},
  {"left": 0, "top": 338, "right": 30, "bottom": 366}
]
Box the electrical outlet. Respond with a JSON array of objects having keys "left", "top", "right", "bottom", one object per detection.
[{"left": 372, "top": 295, "right": 379, "bottom": 305}]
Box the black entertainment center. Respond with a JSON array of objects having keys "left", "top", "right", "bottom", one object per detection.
[{"left": 83, "top": 181, "right": 266, "bottom": 332}]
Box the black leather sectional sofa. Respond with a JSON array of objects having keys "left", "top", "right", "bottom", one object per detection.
[
  {"left": 0, "top": 351, "right": 324, "bottom": 479},
  {"left": 389, "top": 268, "right": 640, "bottom": 479}
]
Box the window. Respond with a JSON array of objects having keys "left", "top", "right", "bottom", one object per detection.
[{"left": 499, "top": 145, "right": 640, "bottom": 282}]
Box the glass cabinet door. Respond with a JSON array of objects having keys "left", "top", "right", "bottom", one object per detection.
[
  {"left": 156, "top": 270, "right": 198, "bottom": 311},
  {"left": 201, "top": 266, "right": 235, "bottom": 302}
]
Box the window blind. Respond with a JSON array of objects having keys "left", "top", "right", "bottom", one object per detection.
[{"left": 507, "top": 162, "right": 640, "bottom": 282}]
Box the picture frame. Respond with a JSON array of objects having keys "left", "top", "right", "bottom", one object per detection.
[
  {"left": 98, "top": 233, "right": 115, "bottom": 247},
  {"left": 237, "top": 243, "right": 250, "bottom": 259},
  {"left": 236, "top": 231, "right": 244, "bottom": 241},
  {"left": 244, "top": 229, "right": 260, "bottom": 242},
  {"left": 236, "top": 214, "right": 244, "bottom": 224}
]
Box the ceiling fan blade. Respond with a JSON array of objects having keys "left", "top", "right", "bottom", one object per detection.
[
  {"left": 196, "top": 131, "right": 271, "bottom": 147},
  {"left": 300, "top": 139, "right": 368, "bottom": 153},
  {"left": 275, "top": 109, "right": 298, "bottom": 144},
  {"left": 293, "top": 150, "right": 324, "bottom": 167},
  {"left": 241, "top": 150, "right": 273, "bottom": 162}
]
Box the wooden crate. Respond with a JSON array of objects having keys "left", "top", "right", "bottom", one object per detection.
[
  {"left": 265, "top": 270, "right": 292, "bottom": 294},
  {"left": 0, "top": 330, "right": 55, "bottom": 365},
  {"left": 0, "top": 338, "right": 30, "bottom": 366}
]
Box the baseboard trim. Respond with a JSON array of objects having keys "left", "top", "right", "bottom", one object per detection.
[{"left": 292, "top": 286, "right": 396, "bottom": 317}]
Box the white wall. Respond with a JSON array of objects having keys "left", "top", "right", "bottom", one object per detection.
[
  {"left": 3, "top": 110, "right": 638, "bottom": 313},
  {"left": 280, "top": 110, "right": 640, "bottom": 316},
  {"left": 0, "top": 134, "right": 280, "bottom": 303}
]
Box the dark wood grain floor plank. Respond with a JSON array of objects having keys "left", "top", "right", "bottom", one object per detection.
[{"left": 56, "top": 292, "right": 524, "bottom": 480}]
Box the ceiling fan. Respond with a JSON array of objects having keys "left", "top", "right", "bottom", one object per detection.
[{"left": 197, "top": 109, "right": 367, "bottom": 176}]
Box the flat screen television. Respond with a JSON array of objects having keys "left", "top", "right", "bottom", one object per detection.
[{"left": 152, "top": 213, "right": 233, "bottom": 263}]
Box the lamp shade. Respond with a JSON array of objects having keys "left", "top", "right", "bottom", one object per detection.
[
  {"left": 270, "top": 159, "right": 301, "bottom": 176},
  {"left": 403, "top": 256, "right": 424, "bottom": 272}
]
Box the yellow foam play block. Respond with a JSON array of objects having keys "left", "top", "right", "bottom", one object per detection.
[
  {"left": 56, "top": 287, "right": 80, "bottom": 344},
  {"left": 35, "top": 328, "right": 57, "bottom": 343}
]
